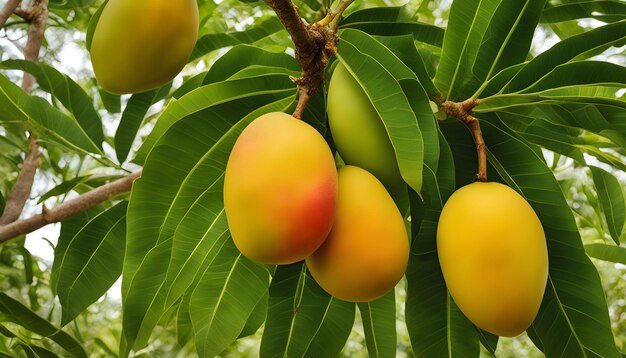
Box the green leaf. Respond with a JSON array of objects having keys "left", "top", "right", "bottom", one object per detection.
[
  {"left": 541, "top": 1, "right": 626, "bottom": 23},
  {"left": 86, "top": 0, "right": 108, "bottom": 52},
  {"left": 0, "top": 60, "right": 104, "bottom": 148},
  {"left": 115, "top": 87, "right": 168, "bottom": 163},
  {"left": 38, "top": 175, "right": 90, "bottom": 203},
  {"left": 589, "top": 166, "right": 625, "bottom": 244},
  {"left": 358, "top": 291, "right": 397, "bottom": 358},
  {"left": 134, "top": 74, "right": 295, "bottom": 163},
  {"left": 190, "top": 17, "right": 284, "bottom": 61},
  {"left": 476, "top": 101, "right": 626, "bottom": 150},
  {"left": 441, "top": 115, "right": 621, "bottom": 357},
  {"left": 202, "top": 45, "right": 301, "bottom": 85},
  {"left": 373, "top": 34, "right": 439, "bottom": 97},
  {"left": 504, "top": 20, "right": 626, "bottom": 93},
  {"left": 405, "top": 134, "right": 481, "bottom": 356},
  {"left": 52, "top": 202, "right": 127, "bottom": 326},
  {"left": 518, "top": 61, "right": 626, "bottom": 94},
  {"left": 341, "top": 5, "right": 444, "bottom": 47},
  {"left": 51, "top": 206, "right": 105, "bottom": 295},
  {"left": 0, "top": 293, "right": 87, "bottom": 358},
  {"left": 0, "top": 73, "right": 102, "bottom": 155},
  {"left": 337, "top": 29, "right": 425, "bottom": 194},
  {"left": 260, "top": 263, "right": 355, "bottom": 358},
  {"left": 121, "top": 91, "right": 295, "bottom": 353},
  {"left": 190, "top": 240, "right": 269, "bottom": 358},
  {"left": 239, "top": 293, "right": 268, "bottom": 338},
  {"left": 98, "top": 87, "right": 121, "bottom": 113},
  {"left": 435, "top": 0, "right": 546, "bottom": 100},
  {"left": 15, "top": 343, "right": 58, "bottom": 358},
  {"left": 585, "top": 244, "right": 626, "bottom": 264}
]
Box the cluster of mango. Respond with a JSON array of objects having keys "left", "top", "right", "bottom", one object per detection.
[
  {"left": 224, "top": 63, "right": 550, "bottom": 337},
  {"left": 89, "top": 0, "right": 549, "bottom": 338}
]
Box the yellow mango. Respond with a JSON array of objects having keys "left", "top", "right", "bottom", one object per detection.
[
  {"left": 224, "top": 112, "right": 337, "bottom": 265},
  {"left": 327, "top": 62, "right": 403, "bottom": 192},
  {"left": 90, "top": 0, "right": 198, "bottom": 94},
  {"left": 306, "top": 166, "right": 409, "bottom": 302},
  {"left": 437, "top": 182, "right": 548, "bottom": 337}
]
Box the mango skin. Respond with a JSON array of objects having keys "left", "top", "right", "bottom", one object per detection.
[
  {"left": 327, "top": 63, "right": 404, "bottom": 192},
  {"left": 224, "top": 112, "right": 337, "bottom": 265},
  {"left": 306, "top": 166, "right": 409, "bottom": 302},
  {"left": 90, "top": 0, "right": 198, "bottom": 94},
  {"left": 437, "top": 182, "right": 549, "bottom": 337}
]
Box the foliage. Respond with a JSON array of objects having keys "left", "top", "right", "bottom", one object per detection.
[{"left": 1, "top": 0, "right": 626, "bottom": 356}]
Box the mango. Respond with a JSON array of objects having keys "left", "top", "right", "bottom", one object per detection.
[
  {"left": 224, "top": 112, "right": 337, "bottom": 265},
  {"left": 437, "top": 182, "right": 548, "bottom": 337},
  {"left": 327, "top": 62, "right": 403, "bottom": 192},
  {"left": 306, "top": 166, "right": 409, "bottom": 302},
  {"left": 90, "top": 0, "right": 199, "bottom": 94}
]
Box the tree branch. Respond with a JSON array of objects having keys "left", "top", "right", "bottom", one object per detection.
[
  {"left": 21, "top": 0, "right": 48, "bottom": 92},
  {"left": 0, "top": 171, "right": 142, "bottom": 242},
  {"left": 0, "top": 134, "right": 40, "bottom": 225},
  {"left": 265, "top": 0, "right": 339, "bottom": 119},
  {"left": 0, "top": 0, "right": 47, "bottom": 226},
  {"left": 0, "top": 0, "right": 20, "bottom": 29},
  {"left": 440, "top": 99, "right": 488, "bottom": 182}
]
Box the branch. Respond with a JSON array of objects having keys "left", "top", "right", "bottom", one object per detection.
[
  {"left": 0, "top": 171, "right": 142, "bottom": 242},
  {"left": 265, "top": 0, "right": 339, "bottom": 118},
  {"left": 0, "top": 0, "right": 47, "bottom": 225},
  {"left": 0, "top": 0, "right": 20, "bottom": 29},
  {"left": 440, "top": 99, "right": 488, "bottom": 182},
  {"left": 0, "top": 134, "right": 40, "bottom": 225},
  {"left": 21, "top": 0, "right": 48, "bottom": 93}
]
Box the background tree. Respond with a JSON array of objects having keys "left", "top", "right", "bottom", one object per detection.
[{"left": 0, "top": 0, "right": 625, "bottom": 357}]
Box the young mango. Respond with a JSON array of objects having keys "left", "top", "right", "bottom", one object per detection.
[{"left": 327, "top": 62, "right": 404, "bottom": 192}]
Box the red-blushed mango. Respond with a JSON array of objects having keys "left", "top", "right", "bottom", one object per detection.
[
  {"left": 306, "top": 166, "right": 409, "bottom": 302},
  {"left": 437, "top": 182, "right": 549, "bottom": 337},
  {"left": 224, "top": 112, "right": 337, "bottom": 265},
  {"left": 327, "top": 62, "right": 403, "bottom": 192},
  {"left": 90, "top": 0, "right": 198, "bottom": 94}
]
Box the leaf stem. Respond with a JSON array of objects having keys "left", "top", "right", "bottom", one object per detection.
[{"left": 328, "top": 0, "right": 355, "bottom": 32}]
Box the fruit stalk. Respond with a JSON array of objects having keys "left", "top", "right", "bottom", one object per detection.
[
  {"left": 441, "top": 99, "right": 488, "bottom": 182},
  {"left": 264, "top": 0, "right": 343, "bottom": 119}
]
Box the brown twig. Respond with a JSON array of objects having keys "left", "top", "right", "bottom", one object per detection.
[
  {"left": 265, "top": 0, "right": 341, "bottom": 119},
  {"left": 0, "top": 171, "right": 142, "bottom": 242},
  {"left": 440, "top": 99, "right": 488, "bottom": 182},
  {"left": 0, "top": 134, "right": 40, "bottom": 225},
  {"left": 0, "top": 0, "right": 20, "bottom": 29},
  {"left": 0, "top": 0, "right": 47, "bottom": 226}
]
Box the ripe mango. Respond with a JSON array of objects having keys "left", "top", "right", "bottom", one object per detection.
[
  {"left": 437, "top": 182, "right": 548, "bottom": 337},
  {"left": 224, "top": 112, "right": 337, "bottom": 265},
  {"left": 306, "top": 166, "right": 409, "bottom": 302},
  {"left": 90, "top": 0, "right": 199, "bottom": 94},
  {"left": 327, "top": 62, "right": 403, "bottom": 192}
]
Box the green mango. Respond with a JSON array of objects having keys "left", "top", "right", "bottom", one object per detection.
[
  {"left": 327, "top": 62, "right": 404, "bottom": 193},
  {"left": 90, "top": 0, "right": 198, "bottom": 94}
]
